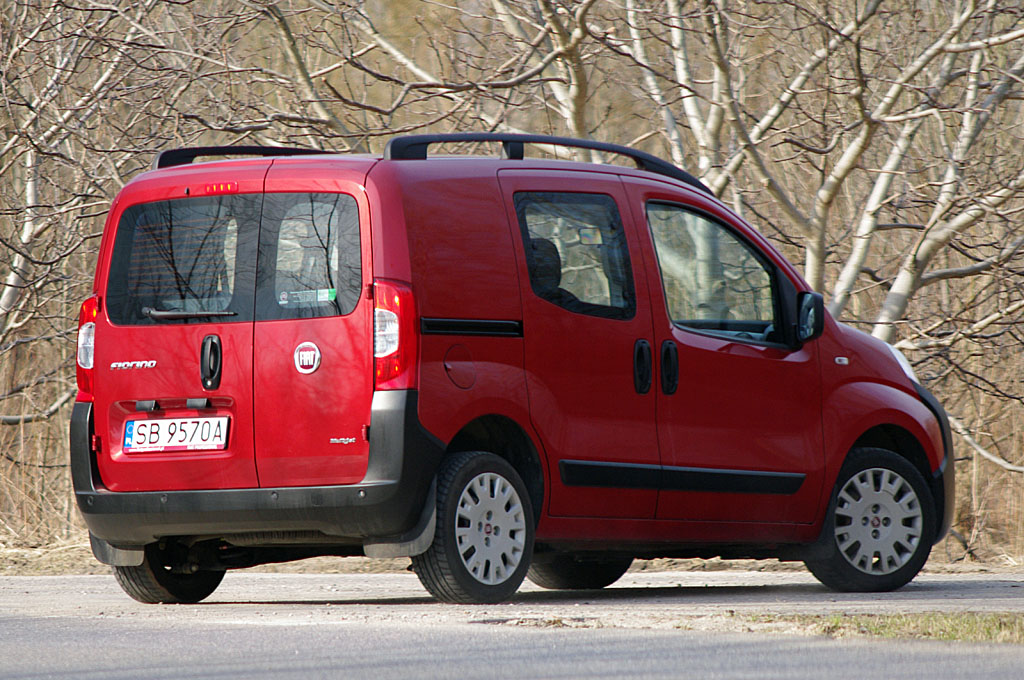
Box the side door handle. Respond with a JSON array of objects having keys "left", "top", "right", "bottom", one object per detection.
[
  {"left": 634, "top": 339, "right": 652, "bottom": 394},
  {"left": 200, "top": 334, "right": 222, "bottom": 390},
  {"left": 661, "top": 340, "right": 678, "bottom": 395}
]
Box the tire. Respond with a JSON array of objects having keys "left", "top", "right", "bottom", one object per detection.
[
  {"left": 412, "top": 451, "right": 534, "bottom": 604},
  {"left": 805, "top": 447, "right": 936, "bottom": 592},
  {"left": 113, "top": 542, "right": 225, "bottom": 604},
  {"left": 527, "top": 552, "right": 633, "bottom": 590}
]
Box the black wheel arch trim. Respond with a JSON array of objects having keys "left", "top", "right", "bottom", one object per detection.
[{"left": 913, "top": 382, "right": 955, "bottom": 544}]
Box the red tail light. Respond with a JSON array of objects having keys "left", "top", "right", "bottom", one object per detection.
[
  {"left": 373, "top": 279, "right": 418, "bottom": 390},
  {"left": 76, "top": 295, "right": 100, "bottom": 400}
]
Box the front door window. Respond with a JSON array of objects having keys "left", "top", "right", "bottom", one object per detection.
[{"left": 646, "top": 202, "right": 779, "bottom": 343}]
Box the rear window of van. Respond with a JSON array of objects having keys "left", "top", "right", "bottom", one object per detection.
[
  {"left": 105, "top": 195, "right": 260, "bottom": 325},
  {"left": 105, "top": 192, "right": 361, "bottom": 325}
]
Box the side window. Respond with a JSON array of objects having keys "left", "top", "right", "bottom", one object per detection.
[
  {"left": 646, "top": 202, "right": 778, "bottom": 342},
  {"left": 514, "top": 192, "right": 635, "bottom": 320},
  {"left": 256, "top": 193, "right": 361, "bottom": 320}
]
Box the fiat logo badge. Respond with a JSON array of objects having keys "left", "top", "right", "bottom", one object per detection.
[{"left": 294, "top": 341, "right": 321, "bottom": 374}]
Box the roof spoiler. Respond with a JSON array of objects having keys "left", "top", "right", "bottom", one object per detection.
[{"left": 153, "top": 145, "right": 330, "bottom": 170}]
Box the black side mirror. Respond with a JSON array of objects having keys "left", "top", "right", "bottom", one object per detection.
[{"left": 796, "top": 292, "right": 825, "bottom": 344}]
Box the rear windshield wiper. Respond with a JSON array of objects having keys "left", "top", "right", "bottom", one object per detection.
[{"left": 141, "top": 307, "right": 238, "bottom": 320}]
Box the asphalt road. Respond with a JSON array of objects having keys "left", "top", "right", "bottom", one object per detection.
[{"left": 2, "top": 570, "right": 1023, "bottom": 679}]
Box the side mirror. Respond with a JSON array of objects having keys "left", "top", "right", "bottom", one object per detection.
[{"left": 796, "top": 292, "right": 825, "bottom": 344}]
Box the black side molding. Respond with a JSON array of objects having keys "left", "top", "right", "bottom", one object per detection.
[
  {"left": 420, "top": 318, "right": 523, "bottom": 337},
  {"left": 560, "top": 460, "right": 805, "bottom": 495}
]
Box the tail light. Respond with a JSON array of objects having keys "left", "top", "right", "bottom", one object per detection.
[
  {"left": 76, "top": 295, "right": 99, "bottom": 400},
  {"left": 373, "top": 279, "right": 418, "bottom": 390}
]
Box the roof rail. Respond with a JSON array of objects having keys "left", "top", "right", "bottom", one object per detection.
[
  {"left": 383, "top": 133, "right": 712, "bottom": 195},
  {"left": 153, "top": 145, "right": 331, "bottom": 170}
]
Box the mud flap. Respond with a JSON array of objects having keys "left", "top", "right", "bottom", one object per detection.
[
  {"left": 363, "top": 480, "right": 436, "bottom": 558},
  {"left": 90, "top": 532, "right": 144, "bottom": 566}
]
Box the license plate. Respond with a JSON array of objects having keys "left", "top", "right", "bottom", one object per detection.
[{"left": 123, "top": 417, "right": 229, "bottom": 453}]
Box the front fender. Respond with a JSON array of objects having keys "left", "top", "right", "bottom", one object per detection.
[
  {"left": 824, "top": 381, "right": 944, "bottom": 475},
  {"left": 822, "top": 379, "right": 952, "bottom": 542}
]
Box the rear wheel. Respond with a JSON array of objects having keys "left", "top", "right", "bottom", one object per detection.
[
  {"left": 805, "top": 447, "right": 936, "bottom": 592},
  {"left": 113, "top": 542, "right": 225, "bottom": 604},
  {"left": 412, "top": 451, "right": 534, "bottom": 604},
  {"left": 527, "top": 552, "right": 633, "bottom": 590}
]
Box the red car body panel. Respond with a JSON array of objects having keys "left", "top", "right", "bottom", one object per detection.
[
  {"left": 91, "top": 162, "right": 271, "bottom": 492},
  {"left": 73, "top": 146, "right": 953, "bottom": 571},
  {"left": 621, "top": 176, "right": 825, "bottom": 524},
  {"left": 536, "top": 514, "right": 822, "bottom": 547},
  {"left": 816, "top": 318, "right": 947, "bottom": 489},
  {"left": 251, "top": 161, "right": 376, "bottom": 487},
  {"left": 365, "top": 161, "right": 536, "bottom": 460},
  {"left": 499, "top": 169, "right": 661, "bottom": 519}
]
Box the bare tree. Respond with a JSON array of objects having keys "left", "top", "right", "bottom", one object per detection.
[
  {"left": 3, "top": 0, "right": 1024, "bottom": 559},
  {"left": 606, "top": 0, "right": 1024, "bottom": 559}
]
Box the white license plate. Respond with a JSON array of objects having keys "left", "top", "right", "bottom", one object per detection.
[{"left": 123, "top": 417, "right": 229, "bottom": 453}]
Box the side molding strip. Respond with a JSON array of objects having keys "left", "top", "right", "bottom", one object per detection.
[
  {"left": 560, "top": 460, "right": 805, "bottom": 495},
  {"left": 420, "top": 318, "right": 524, "bottom": 337}
]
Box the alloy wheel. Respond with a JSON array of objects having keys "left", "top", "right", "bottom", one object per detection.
[
  {"left": 455, "top": 471, "right": 527, "bottom": 585},
  {"left": 834, "top": 467, "right": 923, "bottom": 575}
]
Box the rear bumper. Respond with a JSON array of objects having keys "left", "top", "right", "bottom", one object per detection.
[
  {"left": 71, "top": 390, "right": 444, "bottom": 548},
  {"left": 914, "top": 383, "right": 955, "bottom": 543}
]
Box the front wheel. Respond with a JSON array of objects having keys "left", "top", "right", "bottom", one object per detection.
[
  {"left": 805, "top": 447, "right": 936, "bottom": 592},
  {"left": 113, "top": 542, "right": 225, "bottom": 604},
  {"left": 412, "top": 451, "right": 534, "bottom": 604}
]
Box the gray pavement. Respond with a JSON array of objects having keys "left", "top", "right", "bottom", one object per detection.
[{"left": 1, "top": 570, "right": 1023, "bottom": 679}]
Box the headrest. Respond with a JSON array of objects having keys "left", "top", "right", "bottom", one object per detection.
[{"left": 530, "top": 238, "right": 561, "bottom": 292}]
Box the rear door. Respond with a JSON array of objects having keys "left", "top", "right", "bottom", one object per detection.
[
  {"left": 251, "top": 165, "right": 374, "bottom": 487},
  {"left": 94, "top": 166, "right": 265, "bottom": 492},
  {"left": 499, "top": 170, "right": 659, "bottom": 519}
]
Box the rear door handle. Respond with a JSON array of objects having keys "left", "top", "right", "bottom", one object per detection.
[
  {"left": 661, "top": 340, "right": 678, "bottom": 395},
  {"left": 200, "top": 334, "right": 222, "bottom": 390},
  {"left": 634, "top": 339, "right": 652, "bottom": 394}
]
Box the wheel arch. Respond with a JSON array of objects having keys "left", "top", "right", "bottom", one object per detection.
[
  {"left": 852, "top": 424, "right": 931, "bottom": 486},
  {"left": 822, "top": 380, "right": 950, "bottom": 543},
  {"left": 847, "top": 423, "right": 948, "bottom": 546},
  {"left": 445, "top": 414, "right": 545, "bottom": 526}
]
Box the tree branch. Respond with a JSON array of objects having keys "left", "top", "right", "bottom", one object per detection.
[
  {"left": 893, "top": 298, "right": 1024, "bottom": 351},
  {"left": 0, "top": 388, "right": 75, "bottom": 426},
  {"left": 700, "top": 1, "right": 813, "bottom": 237},
  {"left": 257, "top": 3, "right": 367, "bottom": 151},
  {"left": 949, "top": 415, "right": 1024, "bottom": 473}
]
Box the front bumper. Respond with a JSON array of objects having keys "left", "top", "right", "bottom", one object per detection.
[{"left": 71, "top": 390, "right": 444, "bottom": 548}]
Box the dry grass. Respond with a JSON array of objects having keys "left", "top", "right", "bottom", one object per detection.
[
  {"left": 752, "top": 612, "right": 1024, "bottom": 644},
  {"left": 0, "top": 418, "right": 77, "bottom": 547}
]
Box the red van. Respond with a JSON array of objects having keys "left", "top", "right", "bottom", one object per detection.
[{"left": 72, "top": 133, "right": 954, "bottom": 604}]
